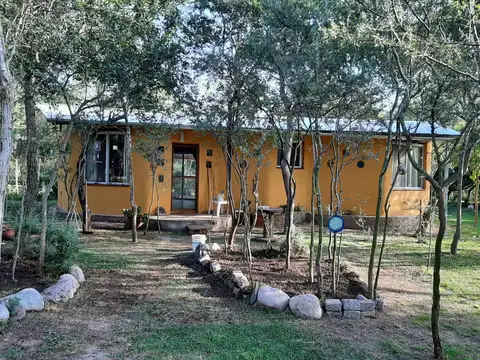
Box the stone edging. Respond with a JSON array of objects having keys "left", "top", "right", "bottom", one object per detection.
[
  {"left": 0, "top": 265, "right": 85, "bottom": 324},
  {"left": 193, "top": 243, "right": 384, "bottom": 320}
]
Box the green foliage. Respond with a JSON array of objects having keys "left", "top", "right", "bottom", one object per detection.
[{"left": 44, "top": 221, "right": 79, "bottom": 275}]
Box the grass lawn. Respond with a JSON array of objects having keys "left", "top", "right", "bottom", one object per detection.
[{"left": 0, "top": 208, "right": 479, "bottom": 360}]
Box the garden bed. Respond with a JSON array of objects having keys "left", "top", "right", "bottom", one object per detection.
[{"left": 213, "top": 250, "right": 363, "bottom": 299}]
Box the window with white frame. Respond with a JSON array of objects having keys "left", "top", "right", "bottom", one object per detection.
[
  {"left": 392, "top": 144, "right": 424, "bottom": 189},
  {"left": 86, "top": 133, "right": 129, "bottom": 184},
  {"left": 277, "top": 141, "right": 303, "bottom": 168}
]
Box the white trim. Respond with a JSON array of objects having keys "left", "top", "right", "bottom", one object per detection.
[{"left": 276, "top": 141, "right": 304, "bottom": 169}]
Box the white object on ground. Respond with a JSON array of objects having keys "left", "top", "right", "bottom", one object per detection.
[{"left": 191, "top": 234, "right": 207, "bottom": 251}]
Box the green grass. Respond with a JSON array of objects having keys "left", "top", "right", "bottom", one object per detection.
[
  {"left": 379, "top": 339, "right": 409, "bottom": 357},
  {"left": 131, "top": 322, "right": 372, "bottom": 360},
  {"left": 77, "top": 249, "right": 133, "bottom": 270},
  {"left": 444, "top": 344, "right": 477, "bottom": 360}
]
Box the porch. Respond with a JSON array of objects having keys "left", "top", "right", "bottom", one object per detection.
[{"left": 91, "top": 213, "right": 231, "bottom": 233}]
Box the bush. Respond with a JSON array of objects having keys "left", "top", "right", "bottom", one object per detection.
[
  {"left": 45, "top": 221, "right": 79, "bottom": 275},
  {"left": 8, "top": 216, "right": 79, "bottom": 276}
]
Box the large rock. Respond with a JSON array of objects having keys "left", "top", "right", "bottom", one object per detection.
[
  {"left": 359, "top": 299, "right": 375, "bottom": 312},
  {"left": 325, "top": 299, "right": 342, "bottom": 312},
  {"left": 0, "top": 304, "right": 9, "bottom": 322},
  {"left": 289, "top": 294, "right": 322, "bottom": 319},
  {"left": 341, "top": 299, "right": 361, "bottom": 311},
  {"left": 209, "top": 261, "right": 221, "bottom": 273},
  {"left": 235, "top": 275, "right": 249, "bottom": 290},
  {"left": 42, "top": 274, "right": 80, "bottom": 303},
  {"left": 343, "top": 310, "right": 361, "bottom": 320},
  {"left": 69, "top": 265, "right": 85, "bottom": 284},
  {"left": 256, "top": 286, "right": 290, "bottom": 310},
  {"left": 1, "top": 288, "right": 44, "bottom": 311}
]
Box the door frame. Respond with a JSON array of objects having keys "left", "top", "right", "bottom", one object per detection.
[{"left": 171, "top": 143, "right": 199, "bottom": 214}]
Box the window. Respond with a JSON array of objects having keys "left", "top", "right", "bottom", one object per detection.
[
  {"left": 86, "top": 133, "right": 129, "bottom": 184},
  {"left": 392, "top": 144, "right": 424, "bottom": 189},
  {"left": 277, "top": 141, "right": 303, "bottom": 168}
]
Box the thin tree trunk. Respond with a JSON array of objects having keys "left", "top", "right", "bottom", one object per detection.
[
  {"left": 475, "top": 172, "right": 479, "bottom": 238},
  {"left": 368, "top": 116, "right": 396, "bottom": 298},
  {"left": 39, "top": 122, "right": 74, "bottom": 274},
  {"left": 12, "top": 134, "right": 29, "bottom": 281},
  {"left": 126, "top": 125, "right": 137, "bottom": 243},
  {"left": 451, "top": 148, "right": 466, "bottom": 254},
  {"left": 309, "top": 169, "right": 315, "bottom": 284},
  {"left": 313, "top": 131, "right": 325, "bottom": 300},
  {"left": 0, "top": 32, "right": 14, "bottom": 265},
  {"left": 24, "top": 74, "right": 39, "bottom": 218},
  {"left": 145, "top": 167, "right": 156, "bottom": 235},
  {"left": 374, "top": 170, "right": 399, "bottom": 294},
  {"left": 432, "top": 190, "right": 446, "bottom": 359}
]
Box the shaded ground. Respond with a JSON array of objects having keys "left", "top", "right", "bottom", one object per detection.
[{"left": 0, "top": 227, "right": 478, "bottom": 359}]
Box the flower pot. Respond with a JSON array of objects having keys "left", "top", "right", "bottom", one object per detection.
[
  {"left": 250, "top": 213, "right": 264, "bottom": 228},
  {"left": 124, "top": 216, "right": 144, "bottom": 230},
  {"left": 2, "top": 228, "right": 15, "bottom": 240}
]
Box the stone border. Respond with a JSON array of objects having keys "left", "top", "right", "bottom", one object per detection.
[
  {"left": 192, "top": 243, "right": 384, "bottom": 321},
  {"left": 0, "top": 265, "right": 85, "bottom": 324}
]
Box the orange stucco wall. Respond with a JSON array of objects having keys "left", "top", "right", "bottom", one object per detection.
[{"left": 58, "top": 127, "right": 431, "bottom": 217}]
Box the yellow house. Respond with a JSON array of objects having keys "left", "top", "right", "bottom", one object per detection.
[{"left": 39, "top": 107, "right": 458, "bottom": 232}]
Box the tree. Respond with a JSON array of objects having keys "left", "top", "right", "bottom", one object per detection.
[
  {"left": 355, "top": 1, "right": 480, "bottom": 358},
  {"left": 134, "top": 125, "right": 172, "bottom": 234},
  {"left": 180, "top": 0, "right": 264, "bottom": 250}
]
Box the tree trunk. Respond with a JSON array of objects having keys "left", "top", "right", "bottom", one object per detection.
[
  {"left": 0, "top": 33, "right": 14, "bottom": 264},
  {"left": 39, "top": 122, "right": 74, "bottom": 274},
  {"left": 24, "top": 74, "right": 39, "bottom": 218},
  {"left": 475, "top": 172, "right": 479, "bottom": 238},
  {"left": 451, "top": 149, "right": 466, "bottom": 254},
  {"left": 432, "top": 189, "right": 446, "bottom": 359},
  {"left": 126, "top": 125, "right": 137, "bottom": 243},
  {"left": 309, "top": 169, "right": 315, "bottom": 284},
  {"left": 145, "top": 167, "right": 156, "bottom": 235}
]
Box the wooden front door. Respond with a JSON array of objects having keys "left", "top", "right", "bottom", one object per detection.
[{"left": 171, "top": 144, "right": 198, "bottom": 213}]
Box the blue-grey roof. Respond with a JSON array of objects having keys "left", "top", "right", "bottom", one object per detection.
[{"left": 37, "top": 103, "right": 460, "bottom": 139}]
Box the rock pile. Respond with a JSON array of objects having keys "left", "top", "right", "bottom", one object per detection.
[{"left": 325, "top": 296, "right": 379, "bottom": 319}]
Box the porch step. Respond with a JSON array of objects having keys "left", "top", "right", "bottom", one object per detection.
[{"left": 187, "top": 224, "right": 210, "bottom": 235}]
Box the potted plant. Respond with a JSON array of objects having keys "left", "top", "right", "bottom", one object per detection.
[{"left": 123, "top": 207, "right": 146, "bottom": 230}]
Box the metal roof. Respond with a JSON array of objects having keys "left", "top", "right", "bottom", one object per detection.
[{"left": 37, "top": 103, "right": 460, "bottom": 139}]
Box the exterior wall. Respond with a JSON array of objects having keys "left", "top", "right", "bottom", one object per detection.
[{"left": 58, "top": 127, "right": 432, "bottom": 218}]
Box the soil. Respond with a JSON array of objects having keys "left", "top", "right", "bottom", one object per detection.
[
  {"left": 213, "top": 250, "right": 360, "bottom": 299},
  {"left": 0, "top": 241, "right": 52, "bottom": 297}
]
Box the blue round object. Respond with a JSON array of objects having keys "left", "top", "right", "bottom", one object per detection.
[{"left": 328, "top": 215, "right": 345, "bottom": 233}]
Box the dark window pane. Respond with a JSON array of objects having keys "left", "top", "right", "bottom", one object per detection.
[
  {"left": 109, "top": 134, "right": 128, "bottom": 183},
  {"left": 277, "top": 142, "right": 302, "bottom": 168},
  {"left": 87, "top": 134, "right": 107, "bottom": 182}
]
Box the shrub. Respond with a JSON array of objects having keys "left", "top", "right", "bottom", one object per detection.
[{"left": 45, "top": 221, "right": 79, "bottom": 275}]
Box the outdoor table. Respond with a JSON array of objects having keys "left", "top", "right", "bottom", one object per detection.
[{"left": 255, "top": 207, "right": 283, "bottom": 247}]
